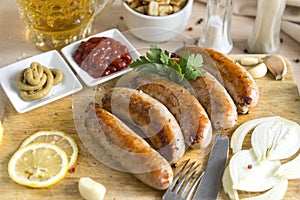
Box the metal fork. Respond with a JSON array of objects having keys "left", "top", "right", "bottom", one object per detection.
[{"left": 162, "top": 159, "right": 205, "bottom": 200}]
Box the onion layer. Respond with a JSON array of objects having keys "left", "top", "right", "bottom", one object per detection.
[{"left": 224, "top": 116, "right": 300, "bottom": 200}]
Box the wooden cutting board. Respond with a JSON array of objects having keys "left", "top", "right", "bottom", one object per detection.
[{"left": 1, "top": 55, "right": 300, "bottom": 200}]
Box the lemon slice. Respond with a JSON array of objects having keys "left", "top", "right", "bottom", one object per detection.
[
  {"left": 8, "top": 142, "right": 69, "bottom": 188},
  {"left": 20, "top": 130, "right": 78, "bottom": 168},
  {"left": 0, "top": 121, "right": 3, "bottom": 144}
]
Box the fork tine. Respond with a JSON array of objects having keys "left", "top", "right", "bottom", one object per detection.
[
  {"left": 162, "top": 159, "right": 205, "bottom": 200},
  {"left": 178, "top": 163, "right": 200, "bottom": 196},
  {"left": 174, "top": 161, "right": 196, "bottom": 193},
  {"left": 168, "top": 159, "right": 191, "bottom": 191},
  {"left": 162, "top": 159, "right": 191, "bottom": 200},
  {"left": 184, "top": 169, "right": 205, "bottom": 199}
]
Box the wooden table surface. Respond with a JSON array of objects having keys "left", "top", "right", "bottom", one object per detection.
[{"left": 1, "top": 1, "right": 300, "bottom": 200}]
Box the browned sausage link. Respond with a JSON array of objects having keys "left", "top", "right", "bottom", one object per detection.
[
  {"left": 102, "top": 87, "right": 185, "bottom": 164},
  {"left": 175, "top": 46, "right": 259, "bottom": 114},
  {"left": 130, "top": 76, "right": 212, "bottom": 149},
  {"left": 189, "top": 72, "right": 238, "bottom": 130},
  {"left": 170, "top": 56, "right": 237, "bottom": 129},
  {"left": 85, "top": 103, "right": 173, "bottom": 190},
  {"left": 204, "top": 48, "right": 259, "bottom": 114}
]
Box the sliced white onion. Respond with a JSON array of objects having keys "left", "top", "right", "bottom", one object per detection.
[
  {"left": 251, "top": 122, "right": 271, "bottom": 161},
  {"left": 222, "top": 167, "right": 239, "bottom": 200},
  {"left": 229, "top": 149, "right": 281, "bottom": 192},
  {"left": 251, "top": 118, "right": 300, "bottom": 161},
  {"left": 231, "top": 116, "right": 279, "bottom": 153},
  {"left": 224, "top": 116, "right": 300, "bottom": 199},
  {"left": 243, "top": 179, "right": 288, "bottom": 200},
  {"left": 267, "top": 124, "right": 300, "bottom": 160},
  {"left": 275, "top": 154, "right": 300, "bottom": 179}
]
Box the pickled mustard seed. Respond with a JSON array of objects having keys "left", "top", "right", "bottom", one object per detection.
[{"left": 294, "top": 58, "right": 300, "bottom": 63}]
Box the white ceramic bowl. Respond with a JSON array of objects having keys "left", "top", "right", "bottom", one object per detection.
[
  {"left": 61, "top": 29, "right": 140, "bottom": 87},
  {"left": 121, "top": 0, "right": 193, "bottom": 42}
]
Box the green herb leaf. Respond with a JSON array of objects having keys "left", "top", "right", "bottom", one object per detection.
[
  {"left": 130, "top": 45, "right": 205, "bottom": 83},
  {"left": 160, "top": 51, "right": 170, "bottom": 65}
]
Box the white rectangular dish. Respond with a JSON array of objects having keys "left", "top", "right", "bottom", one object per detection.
[
  {"left": 0, "top": 50, "right": 83, "bottom": 113},
  {"left": 61, "top": 28, "right": 140, "bottom": 87}
]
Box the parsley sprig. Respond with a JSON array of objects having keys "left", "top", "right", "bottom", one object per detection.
[{"left": 130, "top": 45, "right": 205, "bottom": 83}]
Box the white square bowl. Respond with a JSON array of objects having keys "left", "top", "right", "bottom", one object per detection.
[
  {"left": 0, "top": 50, "right": 83, "bottom": 113},
  {"left": 61, "top": 28, "right": 140, "bottom": 87}
]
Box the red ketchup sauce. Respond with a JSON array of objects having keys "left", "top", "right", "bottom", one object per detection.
[{"left": 72, "top": 37, "right": 133, "bottom": 78}]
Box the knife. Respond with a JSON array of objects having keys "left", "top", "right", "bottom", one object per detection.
[{"left": 192, "top": 134, "right": 229, "bottom": 200}]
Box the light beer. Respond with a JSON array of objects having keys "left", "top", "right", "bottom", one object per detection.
[{"left": 17, "top": 0, "right": 97, "bottom": 50}]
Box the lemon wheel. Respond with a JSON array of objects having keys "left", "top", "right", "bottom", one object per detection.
[
  {"left": 8, "top": 142, "right": 69, "bottom": 188},
  {"left": 20, "top": 130, "right": 78, "bottom": 168}
]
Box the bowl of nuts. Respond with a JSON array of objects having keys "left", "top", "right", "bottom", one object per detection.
[{"left": 121, "top": 0, "right": 193, "bottom": 42}]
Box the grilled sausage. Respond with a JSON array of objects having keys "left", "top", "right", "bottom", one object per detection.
[
  {"left": 85, "top": 103, "right": 173, "bottom": 190},
  {"left": 168, "top": 57, "right": 237, "bottom": 130},
  {"left": 101, "top": 87, "right": 186, "bottom": 164},
  {"left": 130, "top": 75, "right": 212, "bottom": 149},
  {"left": 189, "top": 72, "right": 238, "bottom": 130},
  {"left": 175, "top": 46, "right": 260, "bottom": 114}
]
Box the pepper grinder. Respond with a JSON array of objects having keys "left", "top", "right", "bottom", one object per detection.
[
  {"left": 198, "top": 0, "right": 233, "bottom": 54},
  {"left": 247, "top": 0, "right": 287, "bottom": 54}
]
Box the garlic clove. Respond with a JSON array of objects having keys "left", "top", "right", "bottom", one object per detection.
[
  {"left": 263, "top": 55, "right": 287, "bottom": 80},
  {"left": 247, "top": 63, "right": 268, "bottom": 79},
  {"left": 78, "top": 177, "right": 106, "bottom": 200},
  {"left": 240, "top": 57, "right": 259, "bottom": 66}
]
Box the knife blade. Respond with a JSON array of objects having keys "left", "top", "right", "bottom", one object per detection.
[{"left": 192, "top": 134, "right": 229, "bottom": 200}]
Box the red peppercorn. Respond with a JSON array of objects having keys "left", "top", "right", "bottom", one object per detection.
[
  {"left": 68, "top": 167, "right": 76, "bottom": 173},
  {"left": 247, "top": 164, "right": 253, "bottom": 169}
]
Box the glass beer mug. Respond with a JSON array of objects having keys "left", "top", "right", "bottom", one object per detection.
[{"left": 16, "top": 0, "right": 114, "bottom": 51}]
